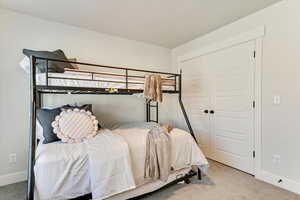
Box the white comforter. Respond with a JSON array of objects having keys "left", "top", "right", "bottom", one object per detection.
[
  {"left": 113, "top": 126, "right": 208, "bottom": 186},
  {"left": 87, "top": 130, "right": 135, "bottom": 200},
  {"left": 34, "top": 129, "right": 135, "bottom": 200},
  {"left": 34, "top": 125, "right": 208, "bottom": 200}
]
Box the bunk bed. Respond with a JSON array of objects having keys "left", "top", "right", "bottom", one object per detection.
[{"left": 27, "top": 56, "right": 206, "bottom": 200}]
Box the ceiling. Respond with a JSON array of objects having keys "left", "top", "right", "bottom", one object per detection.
[{"left": 0, "top": 0, "right": 281, "bottom": 48}]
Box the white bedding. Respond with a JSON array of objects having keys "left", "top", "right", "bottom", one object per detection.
[
  {"left": 36, "top": 72, "right": 174, "bottom": 90},
  {"left": 20, "top": 56, "right": 175, "bottom": 90},
  {"left": 35, "top": 129, "right": 135, "bottom": 200},
  {"left": 113, "top": 126, "right": 208, "bottom": 186},
  {"left": 34, "top": 125, "right": 208, "bottom": 200},
  {"left": 34, "top": 140, "right": 90, "bottom": 200},
  {"left": 107, "top": 167, "right": 191, "bottom": 200},
  {"left": 86, "top": 130, "right": 135, "bottom": 200}
]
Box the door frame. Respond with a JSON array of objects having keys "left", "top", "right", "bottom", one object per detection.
[{"left": 177, "top": 26, "right": 265, "bottom": 178}]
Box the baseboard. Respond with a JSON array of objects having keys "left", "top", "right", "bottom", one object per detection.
[
  {"left": 0, "top": 171, "right": 27, "bottom": 187},
  {"left": 256, "top": 170, "right": 300, "bottom": 195}
]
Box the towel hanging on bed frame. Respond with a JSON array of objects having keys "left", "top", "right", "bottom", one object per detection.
[{"left": 143, "top": 74, "right": 163, "bottom": 103}]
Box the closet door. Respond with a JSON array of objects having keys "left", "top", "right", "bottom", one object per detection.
[
  {"left": 181, "top": 57, "right": 212, "bottom": 156},
  {"left": 203, "top": 41, "right": 255, "bottom": 174}
]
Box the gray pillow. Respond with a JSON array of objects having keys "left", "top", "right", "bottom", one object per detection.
[
  {"left": 22, "top": 49, "right": 75, "bottom": 73},
  {"left": 37, "top": 107, "right": 62, "bottom": 144},
  {"left": 61, "top": 104, "right": 92, "bottom": 112}
]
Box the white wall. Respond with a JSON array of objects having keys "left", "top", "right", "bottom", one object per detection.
[
  {"left": 172, "top": 0, "right": 300, "bottom": 193},
  {"left": 0, "top": 8, "right": 171, "bottom": 182},
  {"left": 2, "top": 0, "right": 299, "bottom": 192}
]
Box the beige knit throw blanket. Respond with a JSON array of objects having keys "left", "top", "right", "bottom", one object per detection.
[
  {"left": 143, "top": 74, "right": 163, "bottom": 103},
  {"left": 144, "top": 125, "right": 171, "bottom": 182}
]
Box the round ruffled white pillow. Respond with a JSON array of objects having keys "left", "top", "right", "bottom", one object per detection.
[{"left": 52, "top": 109, "right": 98, "bottom": 143}]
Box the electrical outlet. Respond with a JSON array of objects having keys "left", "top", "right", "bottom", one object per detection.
[
  {"left": 272, "top": 155, "right": 281, "bottom": 165},
  {"left": 9, "top": 153, "right": 17, "bottom": 165}
]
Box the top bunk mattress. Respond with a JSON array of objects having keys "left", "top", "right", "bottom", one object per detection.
[{"left": 36, "top": 72, "right": 175, "bottom": 90}]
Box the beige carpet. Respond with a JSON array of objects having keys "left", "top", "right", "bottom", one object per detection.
[
  {"left": 0, "top": 160, "right": 299, "bottom": 200},
  {"left": 140, "top": 160, "right": 300, "bottom": 200}
]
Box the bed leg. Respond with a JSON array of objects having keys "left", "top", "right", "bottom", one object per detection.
[
  {"left": 184, "top": 178, "right": 191, "bottom": 184},
  {"left": 198, "top": 168, "right": 202, "bottom": 180}
]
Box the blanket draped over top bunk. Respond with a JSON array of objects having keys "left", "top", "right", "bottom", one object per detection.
[{"left": 143, "top": 75, "right": 163, "bottom": 102}]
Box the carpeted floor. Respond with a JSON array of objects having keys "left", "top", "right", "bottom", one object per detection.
[{"left": 1, "top": 160, "right": 299, "bottom": 200}]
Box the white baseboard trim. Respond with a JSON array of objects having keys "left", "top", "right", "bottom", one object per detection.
[
  {"left": 256, "top": 170, "right": 300, "bottom": 195},
  {"left": 0, "top": 171, "right": 27, "bottom": 187}
]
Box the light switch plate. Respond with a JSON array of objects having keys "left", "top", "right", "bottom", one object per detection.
[{"left": 273, "top": 96, "right": 280, "bottom": 104}]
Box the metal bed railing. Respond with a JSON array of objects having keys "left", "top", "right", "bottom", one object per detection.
[
  {"left": 35, "top": 56, "right": 179, "bottom": 94},
  {"left": 27, "top": 55, "right": 199, "bottom": 200}
]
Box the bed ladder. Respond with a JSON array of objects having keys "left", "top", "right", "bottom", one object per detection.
[{"left": 146, "top": 100, "right": 159, "bottom": 123}]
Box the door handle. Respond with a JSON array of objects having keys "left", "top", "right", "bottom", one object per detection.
[
  {"left": 204, "top": 110, "right": 209, "bottom": 114},
  {"left": 210, "top": 110, "right": 215, "bottom": 114}
]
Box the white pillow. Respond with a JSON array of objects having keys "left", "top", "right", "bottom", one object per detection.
[
  {"left": 36, "top": 120, "right": 44, "bottom": 141},
  {"left": 52, "top": 109, "right": 98, "bottom": 143},
  {"left": 19, "top": 56, "right": 31, "bottom": 74}
]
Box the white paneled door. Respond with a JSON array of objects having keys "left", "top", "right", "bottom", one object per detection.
[
  {"left": 181, "top": 41, "right": 256, "bottom": 174},
  {"left": 181, "top": 56, "right": 212, "bottom": 156}
]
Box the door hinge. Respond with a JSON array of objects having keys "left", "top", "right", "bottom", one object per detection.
[
  {"left": 253, "top": 51, "right": 256, "bottom": 58},
  {"left": 252, "top": 101, "right": 256, "bottom": 108},
  {"left": 253, "top": 151, "right": 256, "bottom": 158}
]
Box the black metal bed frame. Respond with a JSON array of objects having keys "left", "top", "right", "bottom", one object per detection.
[{"left": 27, "top": 56, "right": 200, "bottom": 200}]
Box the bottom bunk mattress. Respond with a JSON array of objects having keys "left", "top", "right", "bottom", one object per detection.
[
  {"left": 34, "top": 123, "right": 208, "bottom": 200},
  {"left": 106, "top": 167, "right": 192, "bottom": 200},
  {"left": 112, "top": 122, "right": 208, "bottom": 186}
]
